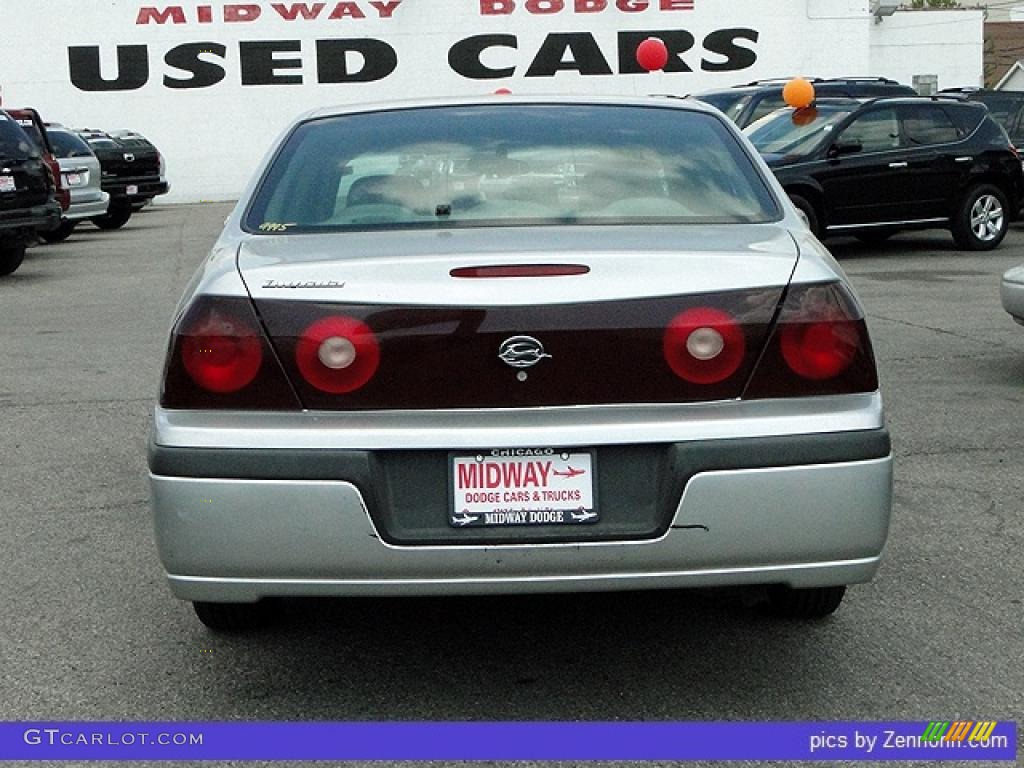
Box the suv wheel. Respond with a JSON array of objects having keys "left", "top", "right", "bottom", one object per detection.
[
  {"left": 91, "top": 205, "right": 133, "bottom": 231},
  {"left": 766, "top": 585, "right": 846, "bottom": 619},
  {"left": 952, "top": 184, "right": 1008, "bottom": 251},
  {"left": 788, "top": 193, "right": 821, "bottom": 237},
  {"left": 0, "top": 241, "right": 27, "bottom": 276},
  {"left": 41, "top": 220, "right": 76, "bottom": 244}
]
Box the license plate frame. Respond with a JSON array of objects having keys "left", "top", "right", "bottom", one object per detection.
[
  {"left": 126, "top": 184, "right": 139, "bottom": 195},
  {"left": 448, "top": 448, "right": 598, "bottom": 529}
]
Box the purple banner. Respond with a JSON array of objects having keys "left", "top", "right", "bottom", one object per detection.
[{"left": 0, "top": 721, "right": 1017, "bottom": 761}]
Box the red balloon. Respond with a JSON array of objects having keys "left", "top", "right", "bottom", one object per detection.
[{"left": 636, "top": 37, "right": 669, "bottom": 72}]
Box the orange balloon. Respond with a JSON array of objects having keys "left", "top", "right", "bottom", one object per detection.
[{"left": 783, "top": 78, "right": 815, "bottom": 109}]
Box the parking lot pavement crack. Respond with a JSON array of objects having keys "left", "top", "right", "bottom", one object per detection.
[
  {"left": 0, "top": 396, "right": 154, "bottom": 410},
  {"left": 898, "top": 443, "right": 1021, "bottom": 460},
  {"left": 868, "top": 312, "right": 1018, "bottom": 349}
]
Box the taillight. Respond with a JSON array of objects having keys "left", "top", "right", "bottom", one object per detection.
[
  {"left": 663, "top": 307, "right": 746, "bottom": 384},
  {"left": 295, "top": 315, "right": 380, "bottom": 394},
  {"left": 181, "top": 310, "right": 263, "bottom": 393},
  {"left": 160, "top": 296, "right": 300, "bottom": 409},
  {"left": 745, "top": 282, "right": 878, "bottom": 399}
]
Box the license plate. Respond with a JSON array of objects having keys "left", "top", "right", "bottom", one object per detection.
[
  {"left": 126, "top": 184, "right": 138, "bottom": 195},
  {"left": 0, "top": 175, "right": 14, "bottom": 193},
  {"left": 64, "top": 172, "right": 83, "bottom": 187},
  {"left": 450, "top": 450, "right": 597, "bottom": 528}
]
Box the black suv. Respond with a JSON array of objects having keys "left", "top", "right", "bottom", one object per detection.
[
  {"left": 693, "top": 77, "right": 917, "bottom": 128},
  {"left": 0, "top": 111, "right": 61, "bottom": 275},
  {"left": 744, "top": 96, "right": 1023, "bottom": 250},
  {"left": 77, "top": 128, "right": 168, "bottom": 229},
  {"left": 940, "top": 88, "right": 1024, "bottom": 147}
]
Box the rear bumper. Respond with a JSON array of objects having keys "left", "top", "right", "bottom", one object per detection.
[
  {"left": 152, "top": 453, "right": 891, "bottom": 602},
  {"left": 148, "top": 398, "right": 893, "bottom": 602},
  {"left": 0, "top": 201, "right": 61, "bottom": 233},
  {"left": 104, "top": 179, "right": 168, "bottom": 203},
  {"left": 65, "top": 190, "right": 109, "bottom": 221}
]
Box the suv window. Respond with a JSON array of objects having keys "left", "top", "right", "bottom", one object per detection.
[
  {"left": 838, "top": 108, "right": 901, "bottom": 152},
  {"left": 0, "top": 115, "right": 35, "bottom": 160},
  {"left": 901, "top": 105, "right": 960, "bottom": 146}
]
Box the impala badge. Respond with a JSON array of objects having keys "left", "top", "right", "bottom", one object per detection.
[{"left": 498, "top": 336, "right": 551, "bottom": 369}]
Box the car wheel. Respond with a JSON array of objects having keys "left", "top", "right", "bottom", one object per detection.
[
  {"left": 91, "top": 206, "right": 133, "bottom": 230},
  {"left": 855, "top": 229, "right": 896, "bottom": 246},
  {"left": 788, "top": 193, "right": 821, "bottom": 237},
  {"left": 0, "top": 241, "right": 27, "bottom": 276},
  {"left": 765, "top": 585, "right": 846, "bottom": 619},
  {"left": 192, "top": 600, "right": 277, "bottom": 632},
  {"left": 41, "top": 220, "right": 77, "bottom": 244},
  {"left": 951, "top": 184, "right": 1008, "bottom": 251}
]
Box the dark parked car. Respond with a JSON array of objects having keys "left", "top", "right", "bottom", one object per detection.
[
  {"left": 77, "top": 128, "right": 168, "bottom": 229},
  {"left": 5, "top": 107, "right": 71, "bottom": 215},
  {"left": 693, "top": 77, "right": 917, "bottom": 128},
  {"left": 0, "top": 111, "right": 61, "bottom": 275},
  {"left": 744, "top": 96, "right": 1022, "bottom": 250}
]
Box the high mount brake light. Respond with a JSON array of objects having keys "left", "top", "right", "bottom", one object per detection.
[
  {"left": 295, "top": 315, "right": 380, "bottom": 394},
  {"left": 450, "top": 265, "right": 590, "bottom": 278},
  {"left": 745, "top": 282, "right": 878, "bottom": 399},
  {"left": 663, "top": 307, "right": 746, "bottom": 385}
]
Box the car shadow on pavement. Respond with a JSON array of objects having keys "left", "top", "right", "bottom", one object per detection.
[{"left": 177, "top": 589, "right": 863, "bottom": 721}]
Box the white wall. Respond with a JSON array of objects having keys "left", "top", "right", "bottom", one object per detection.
[
  {"left": 869, "top": 9, "right": 984, "bottom": 91},
  {"left": 0, "top": 0, "right": 978, "bottom": 202}
]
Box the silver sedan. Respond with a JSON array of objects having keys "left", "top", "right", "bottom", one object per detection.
[
  {"left": 1002, "top": 264, "right": 1024, "bottom": 325},
  {"left": 148, "top": 96, "right": 893, "bottom": 631},
  {"left": 41, "top": 127, "right": 109, "bottom": 243}
]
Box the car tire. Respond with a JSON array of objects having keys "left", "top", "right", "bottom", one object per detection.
[
  {"left": 41, "top": 220, "right": 77, "bottom": 244},
  {"left": 788, "top": 193, "right": 821, "bottom": 237},
  {"left": 91, "top": 206, "right": 133, "bottom": 230},
  {"left": 855, "top": 229, "right": 896, "bottom": 246},
  {"left": 951, "top": 184, "right": 1009, "bottom": 251},
  {"left": 0, "top": 241, "right": 27, "bottom": 276},
  {"left": 192, "top": 600, "right": 277, "bottom": 632},
  {"left": 765, "top": 585, "right": 846, "bottom": 619}
]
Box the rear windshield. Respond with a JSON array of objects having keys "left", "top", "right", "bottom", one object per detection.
[
  {"left": 245, "top": 103, "right": 780, "bottom": 233},
  {"left": 0, "top": 115, "right": 36, "bottom": 160},
  {"left": 48, "top": 129, "right": 93, "bottom": 159}
]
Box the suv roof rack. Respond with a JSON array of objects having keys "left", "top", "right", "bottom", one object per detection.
[{"left": 739, "top": 76, "right": 903, "bottom": 87}]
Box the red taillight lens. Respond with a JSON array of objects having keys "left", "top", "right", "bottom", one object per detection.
[
  {"left": 663, "top": 307, "right": 746, "bottom": 384},
  {"left": 160, "top": 296, "right": 300, "bottom": 410},
  {"left": 181, "top": 310, "right": 263, "bottom": 393},
  {"left": 745, "top": 282, "right": 878, "bottom": 399},
  {"left": 780, "top": 320, "right": 859, "bottom": 380},
  {"left": 295, "top": 315, "right": 380, "bottom": 394}
]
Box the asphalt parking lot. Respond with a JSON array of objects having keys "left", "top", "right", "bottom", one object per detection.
[{"left": 0, "top": 204, "right": 1021, "bottom": 764}]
